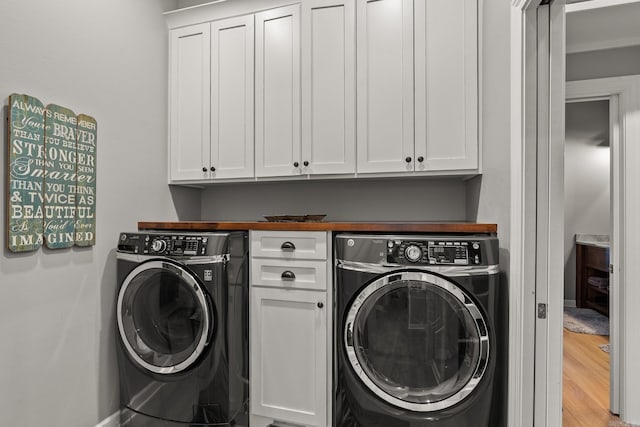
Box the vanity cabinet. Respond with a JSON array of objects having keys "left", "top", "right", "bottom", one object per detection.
[
  {"left": 168, "top": 16, "right": 254, "bottom": 182},
  {"left": 249, "top": 231, "right": 331, "bottom": 427},
  {"left": 576, "top": 243, "right": 610, "bottom": 316}
]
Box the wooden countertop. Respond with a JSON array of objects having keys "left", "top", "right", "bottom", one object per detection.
[{"left": 138, "top": 221, "right": 497, "bottom": 234}]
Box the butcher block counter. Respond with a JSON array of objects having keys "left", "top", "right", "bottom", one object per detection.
[{"left": 138, "top": 221, "right": 497, "bottom": 234}]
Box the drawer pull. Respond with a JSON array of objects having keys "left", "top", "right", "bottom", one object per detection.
[
  {"left": 281, "top": 271, "right": 296, "bottom": 280},
  {"left": 280, "top": 241, "right": 296, "bottom": 251}
]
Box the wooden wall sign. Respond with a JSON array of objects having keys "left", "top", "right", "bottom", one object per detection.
[
  {"left": 75, "top": 114, "right": 97, "bottom": 247},
  {"left": 43, "top": 104, "right": 77, "bottom": 249},
  {"left": 7, "top": 94, "right": 45, "bottom": 252},
  {"left": 6, "top": 94, "right": 98, "bottom": 252}
]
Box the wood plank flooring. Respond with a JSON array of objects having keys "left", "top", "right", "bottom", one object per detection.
[{"left": 563, "top": 328, "right": 631, "bottom": 426}]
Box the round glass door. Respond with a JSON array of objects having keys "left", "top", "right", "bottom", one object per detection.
[
  {"left": 117, "top": 260, "right": 212, "bottom": 374},
  {"left": 344, "top": 271, "right": 489, "bottom": 412}
]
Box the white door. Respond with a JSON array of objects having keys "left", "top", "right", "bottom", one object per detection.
[
  {"left": 255, "top": 5, "right": 302, "bottom": 178},
  {"left": 169, "top": 23, "right": 211, "bottom": 182},
  {"left": 414, "top": 0, "right": 478, "bottom": 172},
  {"left": 534, "top": 2, "right": 565, "bottom": 426},
  {"left": 301, "top": 0, "right": 356, "bottom": 175},
  {"left": 356, "top": 0, "right": 414, "bottom": 174},
  {"left": 250, "top": 287, "right": 327, "bottom": 427},
  {"left": 210, "top": 15, "right": 254, "bottom": 179}
]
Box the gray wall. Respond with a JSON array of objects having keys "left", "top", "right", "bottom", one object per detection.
[
  {"left": 0, "top": 1, "right": 201, "bottom": 426},
  {"left": 467, "top": 0, "right": 512, "bottom": 270},
  {"left": 567, "top": 45, "right": 640, "bottom": 81},
  {"left": 564, "top": 100, "right": 610, "bottom": 302},
  {"left": 201, "top": 178, "right": 466, "bottom": 221}
]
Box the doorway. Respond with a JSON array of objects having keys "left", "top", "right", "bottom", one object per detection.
[
  {"left": 511, "top": 1, "right": 640, "bottom": 425},
  {"left": 562, "top": 97, "right": 617, "bottom": 425}
]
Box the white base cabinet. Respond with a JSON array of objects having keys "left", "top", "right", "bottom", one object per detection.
[{"left": 250, "top": 231, "right": 331, "bottom": 427}]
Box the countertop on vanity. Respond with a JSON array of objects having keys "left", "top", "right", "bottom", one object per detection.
[
  {"left": 575, "top": 234, "right": 610, "bottom": 248},
  {"left": 138, "top": 221, "right": 497, "bottom": 234}
]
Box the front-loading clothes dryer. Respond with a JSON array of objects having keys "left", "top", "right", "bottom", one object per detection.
[
  {"left": 115, "top": 231, "right": 249, "bottom": 427},
  {"left": 334, "top": 233, "right": 507, "bottom": 427}
]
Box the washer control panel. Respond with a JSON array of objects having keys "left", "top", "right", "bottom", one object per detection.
[
  {"left": 387, "top": 239, "right": 483, "bottom": 265},
  {"left": 118, "top": 233, "right": 209, "bottom": 256}
]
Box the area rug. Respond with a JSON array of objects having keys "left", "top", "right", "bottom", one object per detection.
[{"left": 563, "top": 307, "right": 609, "bottom": 336}]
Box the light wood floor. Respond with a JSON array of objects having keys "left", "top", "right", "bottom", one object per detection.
[{"left": 563, "top": 328, "right": 630, "bottom": 426}]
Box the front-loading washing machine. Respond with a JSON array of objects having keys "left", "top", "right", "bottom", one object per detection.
[
  {"left": 115, "top": 231, "right": 249, "bottom": 426},
  {"left": 334, "top": 233, "right": 507, "bottom": 427}
]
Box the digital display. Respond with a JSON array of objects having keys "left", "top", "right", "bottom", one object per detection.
[{"left": 429, "top": 244, "right": 468, "bottom": 264}]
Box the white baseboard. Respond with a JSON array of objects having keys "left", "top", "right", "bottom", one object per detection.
[
  {"left": 95, "top": 411, "right": 120, "bottom": 427},
  {"left": 564, "top": 299, "right": 577, "bottom": 308}
]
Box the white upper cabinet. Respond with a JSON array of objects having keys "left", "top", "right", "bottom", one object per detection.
[
  {"left": 210, "top": 15, "right": 255, "bottom": 179},
  {"left": 255, "top": 5, "right": 302, "bottom": 178},
  {"left": 167, "top": 0, "right": 480, "bottom": 182},
  {"left": 301, "top": 0, "right": 356, "bottom": 175},
  {"left": 415, "top": 0, "right": 478, "bottom": 172},
  {"left": 356, "top": 0, "right": 414, "bottom": 174},
  {"left": 169, "top": 23, "right": 211, "bottom": 182}
]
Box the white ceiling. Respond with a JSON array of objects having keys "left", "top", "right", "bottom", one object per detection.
[{"left": 566, "top": 0, "right": 640, "bottom": 54}]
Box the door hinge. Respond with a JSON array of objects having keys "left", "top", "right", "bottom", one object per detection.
[
  {"left": 610, "top": 264, "right": 614, "bottom": 274},
  {"left": 537, "top": 303, "right": 547, "bottom": 319}
]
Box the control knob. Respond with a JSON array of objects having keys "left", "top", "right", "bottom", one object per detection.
[
  {"left": 404, "top": 245, "right": 422, "bottom": 262},
  {"left": 151, "top": 239, "right": 167, "bottom": 253}
]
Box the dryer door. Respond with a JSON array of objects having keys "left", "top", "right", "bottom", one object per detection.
[
  {"left": 117, "top": 259, "right": 212, "bottom": 374},
  {"left": 344, "top": 270, "right": 489, "bottom": 412}
]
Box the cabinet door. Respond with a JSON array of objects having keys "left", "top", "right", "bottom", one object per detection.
[
  {"left": 251, "top": 287, "right": 327, "bottom": 427},
  {"left": 415, "top": 0, "right": 478, "bottom": 171},
  {"left": 301, "top": 0, "right": 356, "bottom": 175},
  {"left": 356, "top": 0, "right": 414, "bottom": 174},
  {"left": 169, "top": 23, "right": 211, "bottom": 182},
  {"left": 255, "top": 5, "right": 301, "bottom": 178},
  {"left": 210, "top": 16, "right": 255, "bottom": 179}
]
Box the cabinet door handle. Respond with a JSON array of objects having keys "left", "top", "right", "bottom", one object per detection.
[
  {"left": 293, "top": 161, "right": 299, "bottom": 168},
  {"left": 303, "top": 160, "right": 309, "bottom": 167},
  {"left": 280, "top": 241, "right": 296, "bottom": 251},
  {"left": 202, "top": 167, "right": 207, "bottom": 172},
  {"left": 417, "top": 156, "right": 424, "bottom": 163},
  {"left": 405, "top": 156, "right": 412, "bottom": 163},
  {"left": 281, "top": 271, "right": 296, "bottom": 280},
  {"left": 317, "top": 302, "right": 324, "bottom": 308},
  {"left": 210, "top": 166, "right": 216, "bottom": 172}
]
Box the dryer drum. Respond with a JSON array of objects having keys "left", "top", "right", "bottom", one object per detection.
[
  {"left": 117, "top": 259, "right": 212, "bottom": 375},
  {"left": 343, "top": 271, "right": 490, "bottom": 412}
]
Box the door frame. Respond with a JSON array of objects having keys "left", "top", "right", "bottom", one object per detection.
[
  {"left": 564, "top": 76, "right": 640, "bottom": 423},
  {"left": 511, "top": 0, "right": 640, "bottom": 424}
]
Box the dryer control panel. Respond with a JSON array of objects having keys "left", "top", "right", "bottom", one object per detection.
[
  {"left": 386, "top": 239, "right": 483, "bottom": 265},
  {"left": 117, "top": 232, "right": 227, "bottom": 257}
]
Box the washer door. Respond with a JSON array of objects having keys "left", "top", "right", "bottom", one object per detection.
[
  {"left": 344, "top": 271, "right": 489, "bottom": 412},
  {"left": 117, "top": 259, "right": 212, "bottom": 374}
]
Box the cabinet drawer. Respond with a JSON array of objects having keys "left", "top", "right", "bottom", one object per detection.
[
  {"left": 251, "top": 231, "right": 327, "bottom": 260},
  {"left": 251, "top": 258, "right": 327, "bottom": 291},
  {"left": 584, "top": 245, "right": 609, "bottom": 272}
]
